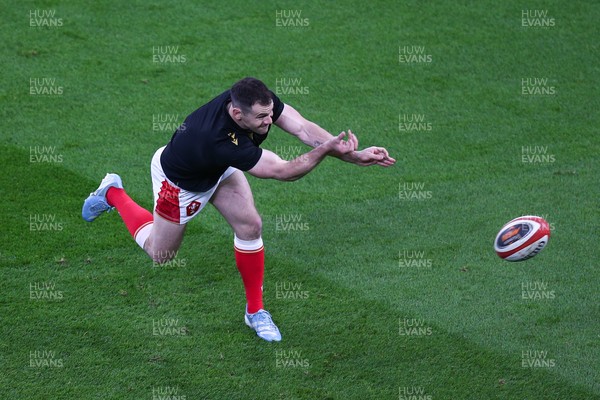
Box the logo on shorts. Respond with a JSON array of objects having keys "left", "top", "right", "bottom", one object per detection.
[{"left": 186, "top": 201, "right": 201, "bottom": 216}]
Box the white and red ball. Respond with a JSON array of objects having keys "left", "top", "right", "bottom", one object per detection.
[{"left": 494, "top": 216, "right": 550, "bottom": 261}]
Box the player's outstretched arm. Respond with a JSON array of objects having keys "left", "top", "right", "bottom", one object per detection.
[
  {"left": 275, "top": 104, "right": 395, "bottom": 167},
  {"left": 248, "top": 132, "right": 356, "bottom": 181}
]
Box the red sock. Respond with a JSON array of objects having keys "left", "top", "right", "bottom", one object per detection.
[
  {"left": 106, "top": 187, "right": 153, "bottom": 238},
  {"left": 234, "top": 237, "right": 265, "bottom": 314}
]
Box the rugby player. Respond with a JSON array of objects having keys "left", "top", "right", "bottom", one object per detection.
[{"left": 82, "top": 77, "right": 395, "bottom": 342}]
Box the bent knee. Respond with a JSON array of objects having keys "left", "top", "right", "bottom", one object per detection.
[
  {"left": 146, "top": 245, "right": 179, "bottom": 264},
  {"left": 237, "top": 215, "right": 262, "bottom": 240},
  {"left": 144, "top": 233, "right": 182, "bottom": 264},
  {"left": 151, "top": 253, "right": 177, "bottom": 264}
]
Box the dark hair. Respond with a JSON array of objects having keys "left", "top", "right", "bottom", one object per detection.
[{"left": 230, "top": 77, "right": 272, "bottom": 114}]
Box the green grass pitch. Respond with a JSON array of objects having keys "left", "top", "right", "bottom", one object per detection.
[{"left": 1, "top": 1, "right": 599, "bottom": 399}]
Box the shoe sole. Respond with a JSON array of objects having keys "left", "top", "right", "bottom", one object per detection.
[{"left": 82, "top": 196, "right": 111, "bottom": 222}]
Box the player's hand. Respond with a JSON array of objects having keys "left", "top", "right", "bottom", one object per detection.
[
  {"left": 324, "top": 131, "right": 358, "bottom": 156},
  {"left": 350, "top": 146, "right": 396, "bottom": 167}
]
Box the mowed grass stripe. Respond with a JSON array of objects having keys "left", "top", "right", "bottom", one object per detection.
[
  {"left": 2, "top": 144, "right": 597, "bottom": 398},
  {"left": 3, "top": 0, "right": 599, "bottom": 398},
  {"left": 263, "top": 160, "right": 599, "bottom": 393}
]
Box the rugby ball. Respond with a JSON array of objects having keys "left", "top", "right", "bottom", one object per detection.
[{"left": 494, "top": 216, "right": 550, "bottom": 261}]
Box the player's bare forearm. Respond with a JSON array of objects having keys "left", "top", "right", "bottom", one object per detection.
[
  {"left": 249, "top": 132, "right": 357, "bottom": 181},
  {"left": 303, "top": 124, "right": 395, "bottom": 167},
  {"left": 300, "top": 121, "right": 365, "bottom": 163},
  {"left": 300, "top": 120, "right": 334, "bottom": 148},
  {"left": 277, "top": 104, "right": 355, "bottom": 160},
  {"left": 275, "top": 104, "right": 395, "bottom": 167},
  {"left": 279, "top": 131, "right": 361, "bottom": 180},
  {"left": 278, "top": 144, "right": 330, "bottom": 181}
]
